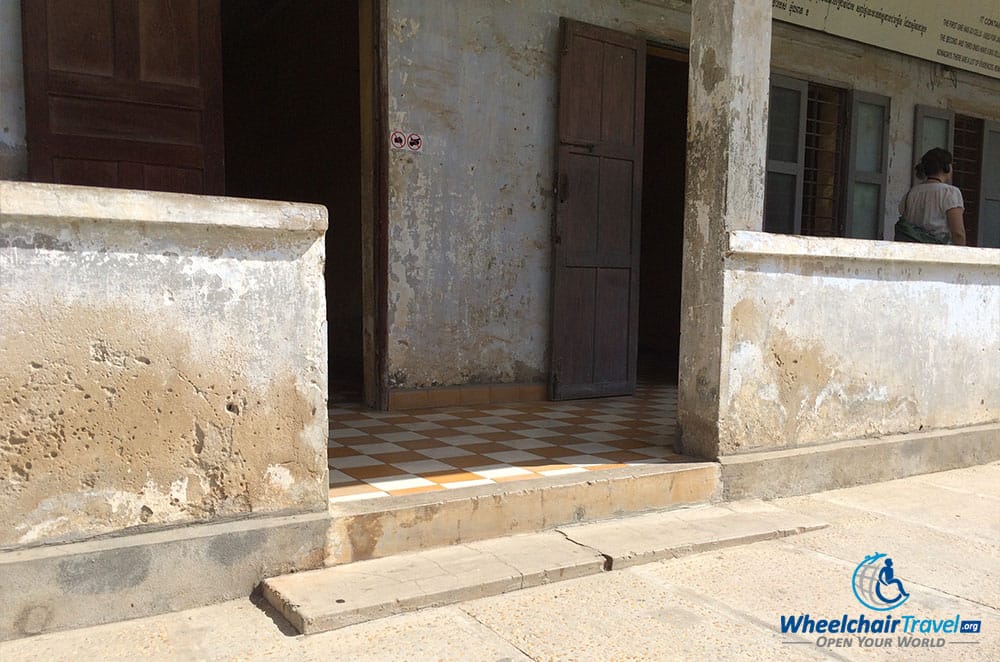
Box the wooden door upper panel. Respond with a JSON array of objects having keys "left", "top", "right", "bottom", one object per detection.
[
  {"left": 139, "top": 0, "right": 201, "bottom": 86},
  {"left": 600, "top": 43, "right": 638, "bottom": 146},
  {"left": 46, "top": 0, "right": 116, "bottom": 77},
  {"left": 22, "top": 0, "right": 223, "bottom": 194},
  {"left": 559, "top": 21, "right": 644, "bottom": 150}
]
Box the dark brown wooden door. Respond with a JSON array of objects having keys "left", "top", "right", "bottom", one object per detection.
[
  {"left": 550, "top": 19, "right": 646, "bottom": 400},
  {"left": 22, "top": 0, "right": 224, "bottom": 194}
]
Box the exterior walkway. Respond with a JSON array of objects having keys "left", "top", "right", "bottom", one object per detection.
[
  {"left": 327, "top": 378, "right": 685, "bottom": 502},
  {"left": 5, "top": 464, "right": 995, "bottom": 660}
]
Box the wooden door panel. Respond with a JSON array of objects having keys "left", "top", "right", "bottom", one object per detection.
[
  {"left": 47, "top": 0, "right": 116, "bottom": 76},
  {"left": 601, "top": 44, "right": 637, "bottom": 145},
  {"left": 598, "top": 158, "right": 634, "bottom": 262},
  {"left": 52, "top": 158, "right": 119, "bottom": 187},
  {"left": 559, "top": 35, "right": 604, "bottom": 144},
  {"left": 551, "top": 18, "right": 645, "bottom": 400},
  {"left": 22, "top": 0, "right": 223, "bottom": 194},
  {"left": 139, "top": 0, "right": 200, "bottom": 86},
  {"left": 559, "top": 150, "right": 600, "bottom": 259},
  {"left": 49, "top": 135, "right": 203, "bottom": 168},
  {"left": 594, "top": 268, "right": 630, "bottom": 384},
  {"left": 138, "top": 163, "right": 203, "bottom": 193},
  {"left": 552, "top": 268, "right": 597, "bottom": 388},
  {"left": 49, "top": 96, "right": 202, "bottom": 145}
]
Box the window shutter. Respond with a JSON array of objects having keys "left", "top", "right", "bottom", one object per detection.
[
  {"left": 845, "top": 91, "right": 890, "bottom": 240},
  {"left": 764, "top": 76, "right": 807, "bottom": 234},
  {"left": 912, "top": 105, "right": 954, "bottom": 184},
  {"left": 979, "top": 120, "right": 1000, "bottom": 248}
]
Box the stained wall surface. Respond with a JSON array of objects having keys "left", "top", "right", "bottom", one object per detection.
[
  {"left": 719, "top": 232, "right": 999, "bottom": 454},
  {"left": 385, "top": 0, "right": 1000, "bottom": 389},
  {"left": 0, "top": 0, "right": 26, "bottom": 180},
  {"left": 384, "top": 0, "right": 691, "bottom": 389},
  {"left": 0, "top": 182, "right": 329, "bottom": 548}
]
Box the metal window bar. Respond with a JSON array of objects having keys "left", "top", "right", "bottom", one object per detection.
[
  {"left": 953, "top": 114, "right": 983, "bottom": 246},
  {"left": 802, "top": 84, "right": 847, "bottom": 237}
]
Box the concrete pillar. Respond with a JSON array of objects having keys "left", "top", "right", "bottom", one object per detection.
[{"left": 678, "top": 0, "right": 771, "bottom": 459}]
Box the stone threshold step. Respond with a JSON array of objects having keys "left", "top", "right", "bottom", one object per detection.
[
  {"left": 264, "top": 500, "right": 827, "bottom": 635},
  {"left": 327, "top": 461, "right": 720, "bottom": 564}
]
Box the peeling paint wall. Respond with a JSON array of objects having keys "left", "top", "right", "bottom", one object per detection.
[
  {"left": 385, "top": 0, "right": 691, "bottom": 388},
  {"left": 0, "top": 0, "right": 26, "bottom": 180},
  {"left": 719, "top": 232, "right": 999, "bottom": 454},
  {"left": 386, "top": 0, "right": 1000, "bottom": 390},
  {"left": 0, "top": 183, "right": 328, "bottom": 549}
]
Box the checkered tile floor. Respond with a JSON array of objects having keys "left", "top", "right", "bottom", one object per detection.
[{"left": 327, "top": 378, "right": 686, "bottom": 503}]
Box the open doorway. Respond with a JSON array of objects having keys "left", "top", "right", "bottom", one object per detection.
[
  {"left": 549, "top": 23, "right": 686, "bottom": 399},
  {"left": 221, "top": 1, "right": 366, "bottom": 403},
  {"left": 638, "top": 47, "right": 688, "bottom": 383}
]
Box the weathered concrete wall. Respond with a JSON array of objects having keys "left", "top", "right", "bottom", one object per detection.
[
  {"left": 0, "top": 0, "right": 26, "bottom": 180},
  {"left": 385, "top": 0, "right": 692, "bottom": 388},
  {"left": 719, "top": 231, "right": 999, "bottom": 454},
  {"left": 0, "top": 182, "right": 329, "bottom": 549},
  {"left": 385, "top": 0, "right": 1000, "bottom": 389}
]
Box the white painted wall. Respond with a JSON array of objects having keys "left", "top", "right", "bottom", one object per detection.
[
  {"left": 719, "top": 231, "right": 999, "bottom": 453},
  {"left": 0, "top": 183, "right": 329, "bottom": 548}
]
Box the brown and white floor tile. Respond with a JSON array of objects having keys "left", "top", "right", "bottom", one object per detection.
[{"left": 327, "top": 377, "right": 686, "bottom": 503}]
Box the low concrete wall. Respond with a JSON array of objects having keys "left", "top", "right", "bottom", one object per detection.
[
  {"left": 0, "top": 182, "right": 329, "bottom": 547},
  {"left": 0, "top": 181, "right": 330, "bottom": 638},
  {"left": 718, "top": 231, "right": 999, "bottom": 455},
  {"left": 719, "top": 424, "right": 1000, "bottom": 500},
  {"left": 1, "top": 511, "right": 329, "bottom": 640}
]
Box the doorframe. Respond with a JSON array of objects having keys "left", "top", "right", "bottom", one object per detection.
[
  {"left": 646, "top": 42, "right": 689, "bottom": 64},
  {"left": 641, "top": 40, "right": 690, "bottom": 384},
  {"left": 359, "top": 0, "right": 389, "bottom": 409}
]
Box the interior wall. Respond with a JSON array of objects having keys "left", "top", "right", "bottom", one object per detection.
[
  {"left": 222, "top": 0, "right": 363, "bottom": 398},
  {"left": 638, "top": 54, "right": 687, "bottom": 379}
]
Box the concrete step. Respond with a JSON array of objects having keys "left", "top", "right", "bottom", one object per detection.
[
  {"left": 265, "top": 501, "right": 827, "bottom": 635},
  {"left": 326, "top": 461, "right": 720, "bottom": 565}
]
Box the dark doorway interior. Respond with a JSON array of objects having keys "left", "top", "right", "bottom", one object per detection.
[
  {"left": 221, "top": 1, "right": 364, "bottom": 401},
  {"left": 638, "top": 50, "right": 687, "bottom": 382}
]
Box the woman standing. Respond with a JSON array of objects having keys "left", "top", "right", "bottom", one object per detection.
[{"left": 896, "top": 148, "right": 966, "bottom": 245}]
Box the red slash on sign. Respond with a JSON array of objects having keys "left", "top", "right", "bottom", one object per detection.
[
  {"left": 389, "top": 131, "right": 406, "bottom": 149},
  {"left": 407, "top": 133, "right": 423, "bottom": 151}
]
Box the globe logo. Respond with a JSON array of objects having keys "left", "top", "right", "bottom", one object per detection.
[{"left": 852, "top": 552, "right": 910, "bottom": 611}]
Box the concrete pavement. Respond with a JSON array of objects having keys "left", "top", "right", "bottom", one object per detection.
[
  {"left": 264, "top": 501, "right": 826, "bottom": 633},
  {"left": 1, "top": 462, "right": 997, "bottom": 661}
]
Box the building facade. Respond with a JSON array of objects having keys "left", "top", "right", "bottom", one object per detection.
[{"left": 1, "top": 0, "right": 998, "bottom": 639}]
